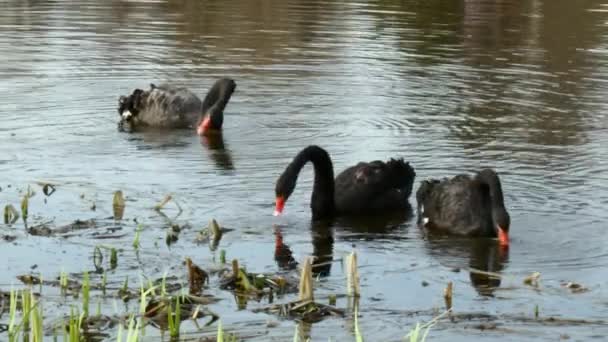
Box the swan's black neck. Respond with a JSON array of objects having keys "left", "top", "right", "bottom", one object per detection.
[
  {"left": 477, "top": 169, "right": 504, "bottom": 207},
  {"left": 286, "top": 146, "right": 335, "bottom": 219},
  {"left": 202, "top": 78, "right": 236, "bottom": 129},
  {"left": 476, "top": 169, "right": 510, "bottom": 230}
]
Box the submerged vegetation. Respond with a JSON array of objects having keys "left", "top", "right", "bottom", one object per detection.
[{"left": 1, "top": 183, "right": 601, "bottom": 341}]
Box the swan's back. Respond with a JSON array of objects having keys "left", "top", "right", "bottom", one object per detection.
[
  {"left": 334, "top": 158, "right": 415, "bottom": 213},
  {"left": 138, "top": 84, "right": 203, "bottom": 127},
  {"left": 119, "top": 84, "right": 203, "bottom": 129},
  {"left": 416, "top": 175, "right": 493, "bottom": 236}
]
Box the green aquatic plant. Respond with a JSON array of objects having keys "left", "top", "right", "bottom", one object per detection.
[
  {"left": 404, "top": 308, "right": 451, "bottom": 342},
  {"left": 60, "top": 270, "right": 69, "bottom": 295},
  {"left": 21, "top": 193, "right": 29, "bottom": 221},
  {"left": 8, "top": 289, "right": 19, "bottom": 342},
  {"left": 117, "top": 314, "right": 140, "bottom": 342},
  {"left": 354, "top": 306, "right": 364, "bottom": 342},
  {"left": 8, "top": 289, "right": 45, "bottom": 342},
  {"left": 101, "top": 271, "right": 108, "bottom": 296},
  {"left": 31, "top": 291, "right": 44, "bottom": 342},
  {"left": 160, "top": 271, "right": 168, "bottom": 297},
  {"left": 66, "top": 307, "right": 84, "bottom": 342},
  {"left": 217, "top": 320, "right": 238, "bottom": 342},
  {"left": 167, "top": 296, "right": 181, "bottom": 339},
  {"left": 82, "top": 271, "right": 90, "bottom": 317},
  {"left": 110, "top": 248, "right": 118, "bottom": 269},
  {"left": 93, "top": 246, "right": 103, "bottom": 271},
  {"left": 132, "top": 224, "right": 142, "bottom": 249},
  {"left": 21, "top": 289, "right": 31, "bottom": 334}
]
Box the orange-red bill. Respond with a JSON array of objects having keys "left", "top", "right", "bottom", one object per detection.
[
  {"left": 196, "top": 116, "right": 212, "bottom": 136},
  {"left": 497, "top": 226, "right": 509, "bottom": 247},
  {"left": 273, "top": 196, "right": 285, "bottom": 216}
]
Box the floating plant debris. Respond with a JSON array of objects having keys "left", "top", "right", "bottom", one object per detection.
[
  {"left": 523, "top": 272, "right": 541, "bottom": 287},
  {"left": 561, "top": 281, "right": 589, "bottom": 293},
  {"left": 196, "top": 219, "right": 233, "bottom": 250},
  {"left": 254, "top": 258, "right": 344, "bottom": 323},
  {"left": 186, "top": 257, "right": 209, "bottom": 296},
  {"left": 219, "top": 259, "right": 297, "bottom": 298},
  {"left": 166, "top": 224, "right": 181, "bottom": 246},
  {"left": 4, "top": 204, "right": 19, "bottom": 224},
  {"left": 144, "top": 294, "right": 219, "bottom": 329},
  {"left": 27, "top": 219, "right": 98, "bottom": 237},
  {"left": 154, "top": 194, "right": 173, "bottom": 211},
  {"left": 444, "top": 281, "right": 453, "bottom": 311}
]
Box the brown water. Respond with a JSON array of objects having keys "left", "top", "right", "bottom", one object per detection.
[{"left": 1, "top": 0, "right": 608, "bottom": 341}]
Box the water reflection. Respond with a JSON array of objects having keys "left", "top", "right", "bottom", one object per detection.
[
  {"left": 200, "top": 134, "right": 235, "bottom": 171},
  {"left": 335, "top": 208, "right": 413, "bottom": 241},
  {"left": 424, "top": 237, "right": 509, "bottom": 296},
  {"left": 274, "top": 221, "right": 335, "bottom": 277},
  {"left": 274, "top": 210, "right": 413, "bottom": 277}
]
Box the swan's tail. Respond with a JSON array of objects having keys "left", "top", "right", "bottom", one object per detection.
[{"left": 387, "top": 158, "right": 416, "bottom": 198}]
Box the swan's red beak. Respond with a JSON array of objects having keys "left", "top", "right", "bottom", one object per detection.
[
  {"left": 196, "top": 116, "right": 212, "bottom": 136},
  {"left": 497, "top": 226, "right": 509, "bottom": 247},
  {"left": 273, "top": 196, "right": 285, "bottom": 216}
]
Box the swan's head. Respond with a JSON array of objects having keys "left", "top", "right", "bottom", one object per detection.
[
  {"left": 117, "top": 89, "right": 144, "bottom": 131},
  {"left": 274, "top": 170, "right": 297, "bottom": 216}
]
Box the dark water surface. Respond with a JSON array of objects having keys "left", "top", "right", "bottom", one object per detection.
[{"left": 1, "top": 0, "right": 608, "bottom": 341}]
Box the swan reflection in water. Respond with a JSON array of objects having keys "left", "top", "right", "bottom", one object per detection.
[
  {"left": 200, "top": 133, "right": 235, "bottom": 171},
  {"left": 273, "top": 209, "right": 413, "bottom": 277},
  {"left": 424, "top": 235, "right": 509, "bottom": 296}
]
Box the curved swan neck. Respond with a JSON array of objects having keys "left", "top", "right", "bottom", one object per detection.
[
  {"left": 202, "top": 79, "right": 235, "bottom": 129},
  {"left": 476, "top": 169, "right": 505, "bottom": 208},
  {"left": 288, "top": 146, "right": 336, "bottom": 219},
  {"left": 476, "top": 169, "right": 510, "bottom": 235}
]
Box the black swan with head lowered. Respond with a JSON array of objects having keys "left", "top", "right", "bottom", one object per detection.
[
  {"left": 117, "top": 78, "right": 236, "bottom": 135},
  {"left": 416, "top": 168, "right": 510, "bottom": 247},
  {"left": 273, "top": 145, "right": 416, "bottom": 220}
]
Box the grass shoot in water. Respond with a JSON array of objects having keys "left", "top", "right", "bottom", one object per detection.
[
  {"left": 102, "top": 271, "right": 107, "bottom": 296},
  {"left": 8, "top": 289, "right": 19, "bottom": 342},
  {"left": 110, "top": 248, "right": 118, "bottom": 269},
  {"left": 21, "top": 193, "right": 28, "bottom": 222},
  {"left": 21, "top": 289, "right": 31, "bottom": 334},
  {"left": 93, "top": 246, "right": 103, "bottom": 271},
  {"left": 133, "top": 224, "right": 143, "bottom": 249},
  {"left": 30, "top": 291, "right": 43, "bottom": 342},
  {"left": 167, "top": 296, "right": 181, "bottom": 338},
  {"left": 60, "top": 270, "right": 68, "bottom": 295},
  {"left": 354, "top": 306, "right": 364, "bottom": 342},
  {"left": 82, "top": 271, "right": 90, "bottom": 317}
]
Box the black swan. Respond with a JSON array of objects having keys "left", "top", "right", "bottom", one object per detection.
[
  {"left": 415, "top": 168, "right": 510, "bottom": 247},
  {"left": 273, "top": 145, "right": 416, "bottom": 220},
  {"left": 117, "top": 78, "right": 236, "bottom": 135}
]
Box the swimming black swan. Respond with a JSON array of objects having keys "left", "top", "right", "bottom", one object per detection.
[
  {"left": 273, "top": 145, "right": 416, "bottom": 220},
  {"left": 415, "top": 168, "right": 510, "bottom": 247},
  {"left": 117, "top": 78, "right": 236, "bottom": 135}
]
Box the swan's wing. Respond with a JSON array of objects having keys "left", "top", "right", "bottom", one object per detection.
[
  {"left": 334, "top": 159, "right": 415, "bottom": 212},
  {"left": 417, "top": 175, "right": 487, "bottom": 234}
]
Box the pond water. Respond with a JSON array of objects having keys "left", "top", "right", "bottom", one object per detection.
[{"left": 1, "top": 0, "right": 607, "bottom": 341}]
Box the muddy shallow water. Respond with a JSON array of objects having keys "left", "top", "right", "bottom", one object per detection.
[{"left": 1, "top": 0, "right": 608, "bottom": 341}]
